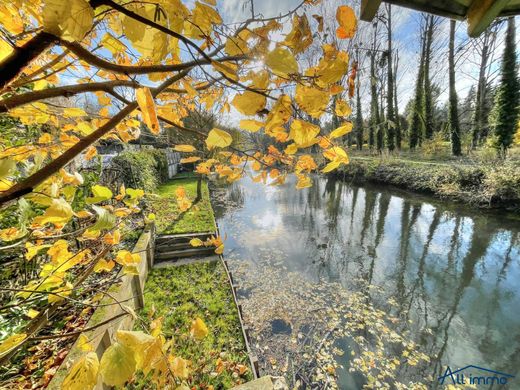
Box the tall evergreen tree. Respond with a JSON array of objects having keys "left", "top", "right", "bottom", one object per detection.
[
  {"left": 423, "top": 15, "right": 436, "bottom": 140},
  {"left": 490, "top": 17, "right": 520, "bottom": 154},
  {"left": 369, "top": 51, "right": 379, "bottom": 149},
  {"left": 449, "top": 20, "right": 462, "bottom": 156}
]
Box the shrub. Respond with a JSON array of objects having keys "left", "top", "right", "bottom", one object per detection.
[{"left": 110, "top": 149, "right": 168, "bottom": 192}]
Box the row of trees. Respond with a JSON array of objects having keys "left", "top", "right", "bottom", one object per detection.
[{"left": 333, "top": 7, "right": 520, "bottom": 157}]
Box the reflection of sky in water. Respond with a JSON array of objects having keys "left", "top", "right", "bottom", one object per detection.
[{"left": 214, "top": 173, "right": 520, "bottom": 387}]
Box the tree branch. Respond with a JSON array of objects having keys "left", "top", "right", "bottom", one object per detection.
[
  {"left": 0, "top": 80, "right": 139, "bottom": 112},
  {"left": 61, "top": 40, "right": 245, "bottom": 75},
  {"left": 0, "top": 32, "right": 57, "bottom": 92},
  {"left": 0, "top": 70, "right": 190, "bottom": 206}
]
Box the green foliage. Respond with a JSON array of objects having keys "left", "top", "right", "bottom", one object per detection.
[
  {"left": 135, "top": 262, "right": 252, "bottom": 388},
  {"left": 150, "top": 177, "right": 216, "bottom": 234},
  {"left": 332, "top": 155, "right": 520, "bottom": 209},
  {"left": 482, "top": 163, "right": 520, "bottom": 202},
  {"left": 490, "top": 18, "right": 520, "bottom": 153},
  {"left": 111, "top": 150, "right": 168, "bottom": 193}
]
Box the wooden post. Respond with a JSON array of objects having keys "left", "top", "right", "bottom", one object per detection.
[
  {"left": 468, "top": 0, "right": 510, "bottom": 37},
  {"left": 361, "top": 0, "right": 382, "bottom": 21}
]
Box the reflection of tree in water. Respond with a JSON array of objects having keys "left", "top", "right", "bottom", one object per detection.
[
  {"left": 424, "top": 216, "right": 493, "bottom": 385},
  {"left": 479, "top": 232, "right": 520, "bottom": 379},
  {"left": 209, "top": 181, "right": 245, "bottom": 217},
  {"left": 216, "top": 176, "right": 520, "bottom": 388},
  {"left": 395, "top": 202, "right": 421, "bottom": 315},
  {"left": 362, "top": 192, "right": 390, "bottom": 288}
]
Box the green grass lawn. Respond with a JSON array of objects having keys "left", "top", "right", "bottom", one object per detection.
[
  {"left": 149, "top": 175, "right": 216, "bottom": 235},
  {"left": 135, "top": 262, "right": 252, "bottom": 388}
]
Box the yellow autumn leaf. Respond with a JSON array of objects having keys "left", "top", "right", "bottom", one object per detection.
[
  {"left": 0, "top": 37, "right": 13, "bottom": 63},
  {"left": 330, "top": 122, "right": 353, "bottom": 139},
  {"left": 116, "top": 330, "right": 156, "bottom": 370},
  {"left": 265, "top": 47, "right": 298, "bottom": 77},
  {"left": 232, "top": 91, "right": 266, "bottom": 116},
  {"left": 315, "top": 51, "right": 349, "bottom": 87},
  {"left": 48, "top": 281, "right": 73, "bottom": 303},
  {"left": 295, "top": 85, "right": 330, "bottom": 118},
  {"left": 321, "top": 160, "right": 342, "bottom": 173},
  {"left": 101, "top": 32, "right": 127, "bottom": 55},
  {"left": 323, "top": 146, "right": 349, "bottom": 162},
  {"left": 285, "top": 143, "right": 298, "bottom": 155},
  {"left": 215, "top": 243, "right": 224, "bottom": 254},
  {"left": 190, "top": 238, "right": 204, "bottom": 247},
  {"left": 336, "top": 5, "right": 357, "bottom": 39},
  {"left": 136, "top": 87, "right": 160, "bottom": 134},
  {"left": 239, "top": 120, "right": 264, "bottom": 133},
  {"left": 174, "top": 145, "right": 196, "bottom": 153},
  {"left": 0, "top": 227, "right": 24, "bottom": 242},
  {"left": 99, "top": 342, "right": 136, "bottom": 387},
  {"left": 27, "top": 309, "right": 40, "bottom": 319},
  {"left": 283, "top": 14, "right": 313, "bottom": 55},
  {"left": 77, "top": 334, "right": 94, "bottom": 352},
  {"left": 115, "top": 250, "right": 141, "bottom": 267},
  {"left": 335, "top": 99, "right": 352, "bottom": 117},
  {"left": 61, "top": 352, "right": 99, "bottom": 390},
  {"left": 206, "top": 128, "right": 233, "bottom": 150},
  {"left": 171, "top": 356, "right": 190, "bottom": 379},
  {"left": 190, "top": 317, "right": 209, "bottom": 340},
  {"left": 224, "top": 30, "right": 250, "bottom": 56},
  {"left": 86, "top": 185, "right": 113, "bottom": 204},
  {"left": 212, "top": 61, "right": 238, "bottom": 81},
  {"left": 43, "top": 0, "right": 94, "bottom": 41},
  {"left": 63, "top": 107, "right": 87, "bottom": 117},
  {"left": 296, "top": 174, "right": 312, "bottom": 189},
  {"left": 0, "top": 334, "right": 27, "bottom": 359},
  {"left": 94, "top": 258, "right": 115, "bottom": 273},
  {"left": 289, "top": 120, "right": 320, "bottom": 148},
  {"left": 180, "top": 156, "right": 201, "bottom": 164},
  {"left": 32, "top": 198, "right": 73, "bottom": 227}
]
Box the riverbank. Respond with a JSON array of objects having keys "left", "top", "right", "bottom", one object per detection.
[{"left": 328, "top": 154, "right": 520, "bottom": 211}]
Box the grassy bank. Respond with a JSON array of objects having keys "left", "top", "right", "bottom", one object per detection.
[
  {"left": 330, "top": 153, "right": 520, "bottom": 210},
  {"left": 137, "top": 174, "right": 251, "bottom": 388},
  {"left": 148, "top": 174, "right": 216, "bottom": 234},
  {"left": 135, "top": 263, "right": 252, "bottom": 388}
]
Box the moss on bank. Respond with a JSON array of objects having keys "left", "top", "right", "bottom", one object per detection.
[
  {"left": 331, "top": 157, "right": 520, "bottom": 210},
  {"left": 135, "top": 262, "right": 252, "bottom": 388},
  {"left": 149, "top": 175, "right": 216, "bottom": 234}
]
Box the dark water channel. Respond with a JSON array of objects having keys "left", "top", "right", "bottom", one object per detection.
[{"left": 212, "top": 173, "right": 520, "bottom": 389}]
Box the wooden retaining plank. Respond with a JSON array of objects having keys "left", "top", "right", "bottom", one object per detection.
[
  {"left": 155, "top": 241, "right": 196, "bottom": 251},
  {"left": 155, "top": 231, "right": 215, "bottom": 242},
  {"left": 154, "top": 255, "right": 221, "bottom": 268},
  {"left": 155, "top": 247, "right": 216, "bottom": 261}
]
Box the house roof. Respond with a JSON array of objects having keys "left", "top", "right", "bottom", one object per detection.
[{"left": 360, "top": 0, "right": 520, "bottom": 37}]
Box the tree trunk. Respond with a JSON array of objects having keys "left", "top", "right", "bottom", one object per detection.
[
  {"left": 386, "top": 4, "right": 396, "bottom": 151},
  {"left": 355, "top": 52, "right": 364, "bottom": 150},
  {"left": 471, "top": 33, "right": 490, "bottom": 149},
  {"left": 410, "top": 30, "right": 427, "bottom": 149},
  {"left": 370, "top": 23, "right": 380, "bottom": 151},
  {"left": 394, "top": 50, "right": 401, "bottom": 149},
  {"left": 195, "top": 175, "right": 202, "bottom": 203},
  {"left": 423, "top": 16, "right": 435, "bottom": 140},
  {"left": 449, "top": 20, "right": 462, "bottom": 156}
]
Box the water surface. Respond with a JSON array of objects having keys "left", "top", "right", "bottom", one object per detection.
[{"left": 212, "top": 174, "right": 520, "bottom": 388}]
